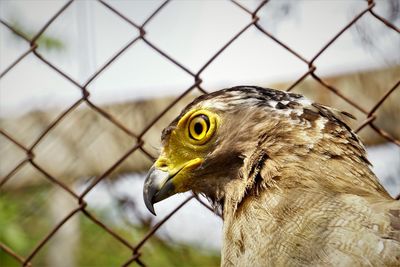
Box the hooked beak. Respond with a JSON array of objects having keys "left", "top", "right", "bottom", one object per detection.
[
  {"left": 143, "top": 157, "right": 203, "bottom": 215},
  {"left": 143, "top": 165, "right": 176, "bottom": 216}
]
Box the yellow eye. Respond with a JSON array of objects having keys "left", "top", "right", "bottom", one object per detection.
[
  {"left": 177, "top": 109, "right": 218, "bottom": 146},
  {"left": 189, "top": 114, "right": 210, "bottom": 141}
]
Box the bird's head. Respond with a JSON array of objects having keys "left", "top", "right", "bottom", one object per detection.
[{"left": 144, "top": 86, "right": 382, "bottom": 215}]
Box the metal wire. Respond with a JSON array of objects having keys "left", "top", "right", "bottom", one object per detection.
[{"left": 1, "top": 0, "right": 399, "bottom": 266}]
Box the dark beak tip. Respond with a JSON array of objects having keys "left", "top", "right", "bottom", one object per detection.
[
  {"left": 145, "top": 200, "right": 157, "bottom": 216},
  {"left": 143, "top": 166, "right": 158, "bottom": 216},
  {"left": 143, "top": 165, "right": 174, "bottom": 216},
  {"left": 143, "top": 189, "right": 157, "bottom": 216}
]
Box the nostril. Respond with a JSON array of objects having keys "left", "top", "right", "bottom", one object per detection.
[{"left": 157, "top": 161, "right": 168, "bottom": 169}]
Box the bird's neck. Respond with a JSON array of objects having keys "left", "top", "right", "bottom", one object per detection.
[
  {"left": 219, "top": 137, "right": 389, "bottom": 219},
  {"left": 206, "top": 112, "right": 391, "bottom": 218}
]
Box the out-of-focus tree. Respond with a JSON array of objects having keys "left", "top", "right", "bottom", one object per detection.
[{"left": 6, "top": 16, "right": 65, "bottom": 52}]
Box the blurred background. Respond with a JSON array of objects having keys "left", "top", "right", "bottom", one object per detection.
[{"left": 0, "top": 0, "right": 399, "bottom": 266}]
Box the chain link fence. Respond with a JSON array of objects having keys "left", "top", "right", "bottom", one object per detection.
[{"left": 1, "top": 0, "right": 399, "bottom": 266}]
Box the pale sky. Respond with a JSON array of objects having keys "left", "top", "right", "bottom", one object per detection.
[{"left": 1, "top": 0, "right": 399, "bottom": 117}]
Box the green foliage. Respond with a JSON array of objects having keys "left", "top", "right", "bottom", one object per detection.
[
  {"left": 7, "top": 18, "right": 65, "bottom": 52},
  {"left": 0, "top": 186, "right": 220, "bottom": 267},
  {"left": 77, "top": 215, "right": 220, "bottom": 267}
]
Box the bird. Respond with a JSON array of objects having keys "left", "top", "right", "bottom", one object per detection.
[{"left": 143, "top": 86, "right": 400, "bottom": 266}]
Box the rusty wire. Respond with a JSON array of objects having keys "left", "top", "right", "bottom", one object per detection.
[{"left": 1, "top": 0, "right": 399, "bottom": 266}]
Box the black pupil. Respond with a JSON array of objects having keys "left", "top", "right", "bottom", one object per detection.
[{"left": 194, "top": 122, "right": 203, "bottom": 135}]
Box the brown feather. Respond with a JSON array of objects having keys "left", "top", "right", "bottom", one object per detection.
[{"left": 159, "top": 86, "right": 400, "bottom": 266}]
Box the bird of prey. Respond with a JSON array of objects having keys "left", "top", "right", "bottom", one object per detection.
[{"left": 143, "top": 86, "right": 400, "bottom": 266}]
